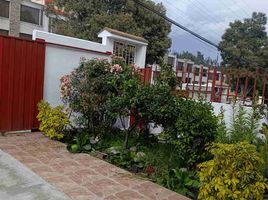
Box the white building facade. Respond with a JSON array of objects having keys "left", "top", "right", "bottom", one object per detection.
[{"left": 0, "top": 0, "right": 49, "bottom": 39}]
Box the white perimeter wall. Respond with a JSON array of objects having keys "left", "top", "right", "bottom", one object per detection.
[
  {"left": 212, "top": 102, "right": 265, "bottom": 130},
  {"left": 33, "top": 30, "right": 111, "bottom": 107},
  {"left": 150, "top": 102, "right": 265, "bottom": 135}
]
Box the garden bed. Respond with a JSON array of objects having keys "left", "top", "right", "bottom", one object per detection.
[{"left": 37, "top": 57, "right": 268, "bottom": 199}]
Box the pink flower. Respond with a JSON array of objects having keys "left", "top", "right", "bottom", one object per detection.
[
  {"left": 110, "top": 64, "right": 123, "bottom": 73},
  {"left": 60, "top": 74, "right": 72, "bottom": 100}
]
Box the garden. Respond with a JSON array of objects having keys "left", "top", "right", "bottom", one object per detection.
[{"left": 37, "top": 56, "right": 268, "bottom": 199}]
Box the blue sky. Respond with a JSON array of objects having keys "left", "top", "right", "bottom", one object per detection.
[{"left": 153, "top": 0, "right": 268, "bottom": 61}]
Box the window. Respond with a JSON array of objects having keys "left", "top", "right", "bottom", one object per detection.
[
  {"left": 0, "top": 0, "right": 9, "bottom": 18},
  {"left": 21, "top": 5, "right": 43, "bottom": 25},
  {"left": 202, "top": 69, "right": 207, "bottom": 77},
  {"left": 168, "top": 57, "right": 175, "bottom": 67},
  {"left": 113, "top": 41, "right": 136, "bottom": 65},
  {"left": 177, "top": 62, "right": 183, "bottom": 71},
  {"left": 185, "top": 78, "right": 191, "bottom": 83},
  {"left": 19, "top": 33, "right": 32, "bottom": 40},
  {"left": 216, "top": 73, "right": 220, "bottom": 81},
  {"left": 0, "top": 29, "right": 8, "bottom": 36},
  {"left": 194, "top": 68, "right": 200, "bottom": 76},
  {"left": 187, "top": 64, "right": 193, "bottom": 72}
]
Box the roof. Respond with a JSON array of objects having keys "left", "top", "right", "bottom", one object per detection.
[{"left": 101, "top": 27, "right": 148, "bottom": 44}]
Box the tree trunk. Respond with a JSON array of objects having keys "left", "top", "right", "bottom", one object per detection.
[{"left": 124, "top": 131, "right": 129, "bottom": 149}]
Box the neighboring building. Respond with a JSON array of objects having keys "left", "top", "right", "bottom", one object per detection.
[
  {"left": 164, "top": 53, "right": 229, "bottom": 102},
  {"left": 0, "top": 0, "right": 49, "bottom": 39}
]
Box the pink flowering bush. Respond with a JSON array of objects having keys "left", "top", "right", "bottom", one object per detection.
[{"left": 59, "top": 57, "right": 141, "bottom": 136}]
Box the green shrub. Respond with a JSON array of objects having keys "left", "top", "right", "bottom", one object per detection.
[
  {"left": 198, "top": 142, "right": 267, "bottom": 200},
  {"left": 64, "top": 58, "right": 114, "bottom": 133},
  {"left": 37, "top": 100, "right": 70, "bottom": 140},
  {"left": 164, "top": 99, "right": 218, "bottom": 168},
  {"left": 145, "top": 142, "right": 182, "bottom": 170}
]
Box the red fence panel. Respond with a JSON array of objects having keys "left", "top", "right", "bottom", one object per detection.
[{"left": 0, "top": 36, "right": 45, "bottom": 132}]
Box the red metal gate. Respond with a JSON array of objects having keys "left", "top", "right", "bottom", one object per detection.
[{"left": 0, "top": 36, "right": 45, "bottom": 132}]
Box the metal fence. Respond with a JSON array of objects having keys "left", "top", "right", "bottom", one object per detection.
[
  {"left": 141, "top": 65, "right": 268, "bottom": 105},
  {"left": 0, "top": 35, "right": 45, "bottom": 132}
]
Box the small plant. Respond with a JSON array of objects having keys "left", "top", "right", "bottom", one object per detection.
[
  {"left": 198, "top": 142, "right": 267, "bottom": 200},
  {"left": 259, "top": 104, "right": 268, "bottom": 178},
  {"left": 152, "top": 168, "right": 199, "bottom": 199},
  {"left": 67, "top": 131, "right": 92, "bottom": 153},
  {"left": 37, "top": 101, "right": 70, "bottom": 140},
  {"left": 215, "top": 106, "right": 229, "bottom": 143},
  {"left": 105, "top": 146, "right": 146, "bottom": 172}
]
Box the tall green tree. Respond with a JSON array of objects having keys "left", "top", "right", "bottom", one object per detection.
[
  {"left": 219, "top": 12, "right": 268, "bottom": 70},
  {"left": 48, "top": 0, "right": 171, "bottom": 64}
]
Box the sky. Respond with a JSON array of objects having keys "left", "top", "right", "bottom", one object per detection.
[{"left": 153, "top": 0, "right": 268, "bottom": 62}]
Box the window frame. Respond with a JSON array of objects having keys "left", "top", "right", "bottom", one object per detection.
[
  {"left": 177, "top": 62, "right": 184, "bottom": 71},
  {"left": 20, "top": 4, "right": 43, "bottom": 26},
  {"left": 0, "top": 29, "right": 8, "bottom": 36},
  {"left": 167, "top": 57, "right": 175, "bottom": 67},
  {"left": 113, "top": 41, "right": 136, "bottom": 65},
  {"left": 19, "top": 33, "right": 32, "bottom": 40},
  {"left": 0, "top": 0, "right": 10, "bottom": 19},
  {"left": 194, "top": 68, "right": 200, "bottom": 76}
]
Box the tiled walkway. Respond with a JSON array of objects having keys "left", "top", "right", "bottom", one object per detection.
[{"left": 0, "top": 132, "right": 190, "bottom": 200}]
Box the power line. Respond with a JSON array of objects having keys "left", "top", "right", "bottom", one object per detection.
[
  {"left": 132, "top": 0, "right": 219, "bottom": 49},
  {"left": 165, "top": 0, "right": 220, "bottom": 43},
  {"left": 217, "top": 0, "right": 246, "bottom": 20},
  {"left": 228, "top": 0, "right": 251, "bottom": 16}
]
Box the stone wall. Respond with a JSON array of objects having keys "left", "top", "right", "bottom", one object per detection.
[{"left": 9, "top": 0, "right": 21, "bottom": 37}]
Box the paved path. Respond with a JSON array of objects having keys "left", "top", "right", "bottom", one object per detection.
[
  {"left": 0, "top": 149, "right": 70, "bottom": 200},
  {"left": 0, "top": 132, "right": 190, "bottom": 200}
]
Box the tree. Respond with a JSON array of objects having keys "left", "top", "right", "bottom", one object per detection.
[
  {"left": 219, "top": 12, "right": 268, "bottom": 70},
  {"left": 175, "top": 51, "right": 218, "bottom": 66},
  {"left": 47, "top": 0, "right": 171, "bottom": 64}
]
